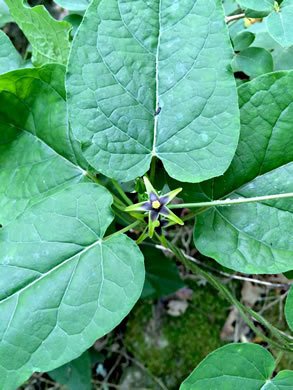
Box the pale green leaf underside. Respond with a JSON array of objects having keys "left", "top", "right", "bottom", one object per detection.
[
  {"left": 0, "top": 30, "right": 23, "bottom": 74},
  {"left": 0, "top": 65, "right": 86, "bottom": 227},
  {"left": 48, "top": 351, "right": 91, "bottom": 390},
  {"left": 180, "top": 343, "right": 293, "bottom": 389},
  {"left": 67, "top": 0, "right": 240, "bottom": 183},
  {"left": 4, "top": 0, "right": 71, "bottom": 66},
  {"left": 194, "top": 71, "right": 293, "bottom": 274},
  {"left": 0, "top": 183, "right": 145, "bottom": 390},
  {"left": 54, "top": 0, "right": 91, "bottom": 11}
]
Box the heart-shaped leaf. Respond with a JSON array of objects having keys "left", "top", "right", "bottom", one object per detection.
[
  {"left": 0, "top": 65, "right": 87, "bottom": 227},
  {"left": 66, "top": 0, "right": 240, "bottom": 183},
  {"left": 4, "top": 0, "right": 71, "bottom": 66},
  {"left": 192, "top": 71, "right": 293, "bottom": 273},
  {"left": 180, "top": 343, "right": 293, "bottom": 389},
  {"left": 267, "top": 0, "right": 293, "bottom": 48},
  {"left": 0, "top": 30, "right": 23, "bottom": 74},
  {"left": 0, "top": 182, "right": 145, "bottom": 389}
]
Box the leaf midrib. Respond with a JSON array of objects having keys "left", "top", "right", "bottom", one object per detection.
[{"left": 0, "top": 239, "right": 102, "bottom": 306}]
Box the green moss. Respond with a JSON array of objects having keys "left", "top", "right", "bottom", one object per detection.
[{"left": 124, "top": 281, "right": 229, "bottom": 389}]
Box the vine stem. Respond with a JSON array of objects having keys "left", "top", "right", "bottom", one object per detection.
[
  {"left": 150, "top": 157, "right": 157, "bottom": 183},
  {"left": 103, "top": 221, "right": 141, "bottom": 241},
  {"left": 111, "top": 178, "right": 133, "bottom": 206},
  {"left": 168, "top": 192, "right": 293, "bottom": 209},
  {"left": 165, "top": 241, "right": 293, "bottom": 352}
]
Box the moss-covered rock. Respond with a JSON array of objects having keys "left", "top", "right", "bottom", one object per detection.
[{"left": 124, "top": 281, "right": 229, "bottom": 389}]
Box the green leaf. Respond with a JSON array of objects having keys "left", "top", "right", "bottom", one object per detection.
[
  {"left": 274, "top": 47, "right": 293, "bottom": 70},
  {"left": 0, "top": 65, "right": 87, "bottom": 226},
  {"left": 233, "top": 31, "right": 255, "bottom": 51},
  {"left": 180, "top": 343, "right": 293, "bottom": 389},
  {"left": 285, "top": 285, "right": 293, "bottom": 331},
  {"left": 233, "top": 47, "right": 273, "bottom": 77},
  {"left": 193, "top": 71, "right": 293, "bottom": 274},
  {"left": 140, "top": 245, "right": 184, "bottom": 299},
  {"left": 267, "top": 0, "right": 293, "bottom": 47},
  {"left": 0, "top": 0, "right": 13, "bottom": 26},
  {"left": 4, "top": 0, "right": 71, "bottom": 66},
  {"left": 54, "top": 0, "right": 90, "bottom": 11},
  {"left": 0, "top": 182, "right": 145, "bottom": 390},
  {"left": 222, "top": 0, "right": 239, "bottom": 15},
  {"left": 64, "top": 14, "right": 83, "bottom": 36},
  {"left": 67, "top": 0, "right": 240, "bottom": 183},
  {"left": 48, "top": 351, "right": 91, "bottom": 390},
  {"left": 237, "top": 0, "right": 275, "bottom": 12},
  {"left": 0, "top": 30, "right": 24, "bottom": 74}
]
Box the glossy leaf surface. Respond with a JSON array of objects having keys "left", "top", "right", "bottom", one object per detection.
[
  {"left": 0, "top": 183, "right": 145, "bottom": 390},
  {"left": 180, "top": 343, "right": 293, "bottom": 389},
  {"left": 0, "top": 65, "right": 86, "bottom": 227},
  {"left": 4, "top": 0, "right": 71, "bottom": 66},
  {"left": 193, "top": 71, "right": 293, "bottom": 274},
  {"left": 67, "top": 0, "right": 240, "bottom": 183}
]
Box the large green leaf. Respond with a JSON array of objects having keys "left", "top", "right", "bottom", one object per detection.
[
  {"left": 180, "top": 343, "right": 293, "bottom": 389},
  {"left": 267, "top": 0, "right": 293, "bottom": 47},
  {"left": 0, "top": 30, "right": 24, "bottom": 75},
  {"left": 4, "top": 0, "right": 71, "bottom": 66},
  {"left": 0, "top": 182, "right": 145, "bottom": 390},
  {"left": 0, "top": 65, "right": 86, "bottom": 226},
  {"left": 54, "top": 0, "right": 90, "bottom": 11},
  {"left": 67, "top": 0, "right": 240, "bottom": 183},
  {"left": 237, "top": 0, "right": 275, "bottom": 12},
  {"left": 192, "top": 71, "right": 293, "bottom": 274},
  {"left": 48, "top": 351, "right": 92, "bottom": 390}
]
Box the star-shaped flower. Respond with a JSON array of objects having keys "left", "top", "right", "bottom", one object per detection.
[{"left": 125, "top": 177, "right": 183, "bottom": 238}]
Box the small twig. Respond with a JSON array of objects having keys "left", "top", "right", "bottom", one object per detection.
[
  {"left": 118, "top": 352, "right": 168, "bottom": 390},
  {"left": 104, "top": 354, "right": 123, "bottom": 383},
  {"left": 225, "top": 13, "right": 245, "bottom": 23},
  {"left": 151, "top": 244, "right": 292, "bottom": 289},
  {"left": 92, "top": 380, "right": 150, "bottom": 390}
]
